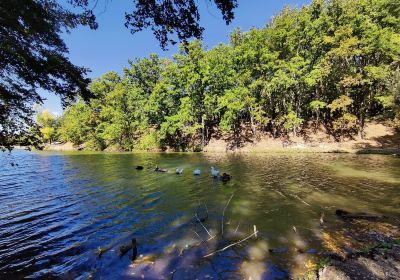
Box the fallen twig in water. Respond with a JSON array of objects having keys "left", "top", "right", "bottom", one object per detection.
[
  {"left": 179, "top": 234, "right": 217, "bottom": 256},
  {"left": 195, "top": 213, "right": 212, "bottom": 237},
  {"left": 203, "top": 225, "right": 259, "bottom": 258},
  {"left": 204, "top": 203, "right": 209, "bottom": 216},
  {"left": 274, "top": 189, "right": 287, "bottom": 198},
  {"left": 196, "top": 234, "right": 217, "bottom": 246},
  {"left": 221, "top": 193, "right": 234, "bottom": 236},
  {"left": 290, "top": 194, "right": 311, "bottom": 206},
  {"left": 234, "top": 222, "right": 241, "bottom": 233},
  {"left": 265, "top": 208, "right": 279, "bottom": 214},
  {"left": 191, "top": 229, "right": 201, "bottom": 239}
]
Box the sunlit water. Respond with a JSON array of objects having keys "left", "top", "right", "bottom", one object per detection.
[{"left": 1, "top": 150, "right": 399, "bottom": 279}]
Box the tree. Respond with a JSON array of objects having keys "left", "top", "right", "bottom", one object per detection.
[
  {"left": 1, "top": 0, "right": 238, "bottom": 150},
  {"left": 36, "top": 109, "right": 58, "bottom": 144},
  {"left": 123, "top": 0, "right": 237, "bottom": 49},
  {"left": 34, "top": 0, "right": 400, "bottom": 151},
  {"left": 309, "top": 100, "right": 327, "bottom": 127},
  {"left": 0, "top": 0, "right": 96, "bottom": 150}
]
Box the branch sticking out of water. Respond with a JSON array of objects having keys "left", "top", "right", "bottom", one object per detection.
[
  {"left": 221, "top": 193, "right": 234, "bottom": 237},
  {"left": 195, "top": 213, "right": 212, "bottom": 238},
  {"left": 180, "top": 234, "right": 217, "bottom": 256},
  {"left": 203, "top": 225, "right": 259, "bottom": 258},
  {"left": 204, "top": 203, "right": 209, "bottom": 216},
  {"left": 290, "top": 194, "right": 311, "bottom": 206},
  {"left": 191, "top": 229, "right": 201, "bottom": 239},
  {"left": 274, "top": 189, "right": 287, "bottom": 198},
  {"left": 234, "top": 221, "right": 241, "bottom": 233}
]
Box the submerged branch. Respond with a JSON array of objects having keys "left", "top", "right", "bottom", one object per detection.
[
  {"left": 290, "top": 194, "right": 311, "bottom": 206},
  {"left": 203, "top": 225, "right": 259, "bottom": 258},
  {"left": 221, "top": 193, "right": 234, "bottom": 236},
  {"left": 274, "top": 189, "right": 287, "bottom": 198},
  {"left": 195, "top": 213, "right": 212, "bottom": 237}
]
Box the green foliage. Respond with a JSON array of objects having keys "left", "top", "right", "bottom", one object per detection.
[
  {"left": 40, "top": 127, "right": 56, "bottom": 144},
  {"left": 328, "top": 96, "right": 353, "bottom": 113},
  {"left": 51, "top": 0, "right": 400, "bottom": 151},
  {"left": 333, "top": 113, "right": 358, "bottom": 135},
  {"left": 35, "top": 110, "right": 59, "bottom": 144},
  {"left": 309, "top": 100, "right": 327, "bottom": 112},
  {"left": 283, "top": 111, "right": 304, "bottom": 133},
  {"left": 0, "top": 0, "right": 96, "bottom": 150},
  {"left": 136, "top": 131, "right": 160, "bottom": 151},
  {"left": 58, "top": 102, "right": 99, "bottom": 147}
]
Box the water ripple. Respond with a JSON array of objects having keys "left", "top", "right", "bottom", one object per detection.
[{"left": 0, "top": 151, "right": 399, "bottom": 278}]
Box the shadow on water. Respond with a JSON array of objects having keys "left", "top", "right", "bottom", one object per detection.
[{"left": 0, "top": 151, "right": 400, "bottom": 279}]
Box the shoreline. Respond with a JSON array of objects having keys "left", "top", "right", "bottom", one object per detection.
[
  {"left": 39, "top": 122, "right": 400, "bottom": 155},
  {"left": 34, "top": 122, "right": 400, "bottom": 156},
  {"left": 40, "top": 143, "right": 400, "bottom": 156}
]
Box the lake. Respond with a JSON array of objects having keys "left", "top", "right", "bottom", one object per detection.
[{"left": 1, "top": 150, "right": 399, "bottom": 279}]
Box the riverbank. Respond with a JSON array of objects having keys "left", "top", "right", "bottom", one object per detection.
[
  {"left": 315, "top": 216, "right": 400, "bottom": 280},
  {"left": 43, "top": 122, "right": 400, "bottom": 155},
  {"left": 103, "top": 210, "right": 400, "bottom": 280},
  {"left": 203, "top": 122, "right": 400, "bottom": 155}
]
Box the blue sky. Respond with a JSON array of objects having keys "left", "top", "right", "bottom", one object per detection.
[{"left": 43, "top": 0, "right": 310, "bottom": 114}]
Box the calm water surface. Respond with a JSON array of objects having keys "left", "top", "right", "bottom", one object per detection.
[{"left": 0, "top": 150, "right": 399, "bottom": 279}]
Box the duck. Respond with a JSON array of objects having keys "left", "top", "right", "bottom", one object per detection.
[
  {"left": 193, "top": 169, "right": 201, "bottom": 176},
  {"left": 136, "top": 165, "right": 144, "bottom": 170},
  {"left": 220, "top": 172, "right": 232, "bottom": 182},
  {"left": 176, "top": 168, "right": 183, "bottom": 175},
  {"left": 154, "top": 165, "right": 168, "bottom": 172},
  {"left": 211, "top": 167, "right": 219, "bottom": 178}
]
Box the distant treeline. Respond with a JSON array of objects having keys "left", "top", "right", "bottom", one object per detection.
[{"left": 36, "top": 0, "right": 400, "bottom": 151}]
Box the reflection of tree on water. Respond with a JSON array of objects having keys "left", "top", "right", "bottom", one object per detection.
[
  {"left": 63, "top": 153, "right": 400, "bottom": 278},
  {"left": 1, "top": 152, "right": 400, "bottom": 278}
]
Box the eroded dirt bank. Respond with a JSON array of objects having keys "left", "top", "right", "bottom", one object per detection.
[
  {"left": 43, "top": 122, "right": 400, "bottom": 155},
  {"left": 204, "top": 122, "right": 400, "bottom": 155}
]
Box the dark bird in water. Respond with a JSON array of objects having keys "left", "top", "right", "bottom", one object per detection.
[
  {"left": 221, "top": 173, "right": 231, "bottom": 182},
  {"left": 154, "top": 165, "right": 168, "bottom": 172},
  {"left": 120, "top": 238, "right": 137, "bottom": 257},
  {"left": 135, "top": 166, "right": 144, "bottom": 170}
]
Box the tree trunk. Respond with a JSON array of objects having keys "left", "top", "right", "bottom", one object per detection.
[
  {"left": 249, "top": 113, "right": 256, "bottom": 139},
  {"left": 359, "top": 113, "right": 365, "bottom": 139},
  {"left": 201, "top": 115, "right": 205, "bottom": 147}
]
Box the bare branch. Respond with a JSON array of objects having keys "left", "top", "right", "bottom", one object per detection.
[
  {"left": 221, "top": 193, "right": 234, "bottom": 236},
  {"left": 195, "top": 214, "right": 212, "bottom": 237},
  {"left": 203, "top": 226, "right": 259, "bottom": 258}
]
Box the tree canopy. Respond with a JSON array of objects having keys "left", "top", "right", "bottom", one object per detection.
[
  {"left": 0, "top": 0, "right": 238, "bottom": 151},
  {"left": 0, "top": 0, "right": 96, "bottom": 150},
  {"left": 43, "top": 0, "right": 400, "bottom": 152},
  {"left": 124, "top": 0, "right": 238, "bottom": 49}
]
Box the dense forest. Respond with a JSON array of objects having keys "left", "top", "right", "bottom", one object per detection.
[{"left": 36, "top": 0, "right": 400, "bottom": 151}]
